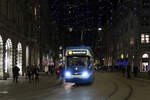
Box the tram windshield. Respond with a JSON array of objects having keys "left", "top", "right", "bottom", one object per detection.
[{"left": 67, "top": 56, "right": 90, "bottom": 67}]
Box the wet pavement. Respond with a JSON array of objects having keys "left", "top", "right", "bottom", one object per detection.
[{"left": 0, "top": 72, "right": 150, "bottom": 100}]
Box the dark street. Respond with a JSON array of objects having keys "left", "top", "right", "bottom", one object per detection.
[{"left": 0, "top": 72, "right": 150, "bottom": 100}]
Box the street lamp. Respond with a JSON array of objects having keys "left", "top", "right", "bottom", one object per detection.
[
  {"left": 98, "top": 28, "right": 102, "bottom": 31},
  {"left": 97, "top": 28, "right": 103, "bottom": 48}
]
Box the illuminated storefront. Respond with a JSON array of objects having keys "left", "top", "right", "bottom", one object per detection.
[
  {"left": 17, "top": 42, "right": 22, "bottom": 75},
  {"left": 140, "top": 53, "right": 149, "bottom": 72},
  {"left": 0, "top": 35, "right": 3, "bottom": 78},
  {"left": 5, "top": 39, "right": 13, "bottom": 77}
]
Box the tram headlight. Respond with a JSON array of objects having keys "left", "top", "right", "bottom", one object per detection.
[
  {"left": 82, "top": 71, "right": 89, "bottom": 78},
  {"left": 65, "top": 71, "right": 72, "bottom": 78}
]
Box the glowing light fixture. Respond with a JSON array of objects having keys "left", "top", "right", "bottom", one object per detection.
[
  {"left": 98, "top": 28, "right": 102, "bottom": 31},
  {"left": 68, "top": 51, "right": 72, "bottom": 55},
  {"left": 82, "top": 71, "right": 89, "bottom": 78},
  {"left": 65, "top": 71, "right": 72, "bottom": 78}
]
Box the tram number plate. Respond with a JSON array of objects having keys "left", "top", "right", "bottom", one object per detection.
[{"left": 72, "top": 75, "right": 81, "bottom": 78}]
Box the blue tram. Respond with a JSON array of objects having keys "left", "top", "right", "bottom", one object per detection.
[{"left": 64, "top": 46, "right": 95, "bottom": 84}]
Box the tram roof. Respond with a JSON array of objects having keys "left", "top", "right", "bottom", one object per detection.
[{"left": 66, "top": 46, "right": 91, "bottom": 50}]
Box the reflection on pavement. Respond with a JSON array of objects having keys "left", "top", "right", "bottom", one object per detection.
[
  {"left": 63, "top": 80, "right": 75, "bottom": 94},
  {"left": 0, "top": 90, "right": 8, "bottom": 94}
]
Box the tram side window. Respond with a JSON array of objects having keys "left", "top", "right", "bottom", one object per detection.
[{"left": 87, "top": 58, "right": 92, "bottom": 70}]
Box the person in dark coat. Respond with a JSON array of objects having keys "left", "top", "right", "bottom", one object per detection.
[
  {"left": 127, "top": 65, "right": 131, "bottom": 79},
  {"left": 122, "top": 66, "right": 126, "bottom": 77},
  {"left": 26, "top": 66, "right": 31, "bottom": 82},
  {"left": 31, "top": 64, "right": 35, "bottom": 80},
  {"left": 133, "top": 67, "right": 138, "bottom": 77},
  {"left": 12, "top": 65, "right": 20, "bottom": 83},
  {"left": 34, "top": 64, "right": 40, "bottom": 80}
]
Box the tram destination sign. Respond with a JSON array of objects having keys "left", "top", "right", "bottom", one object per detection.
[{"left": 68, "top": 50, "right": 87, "bottom": 55}]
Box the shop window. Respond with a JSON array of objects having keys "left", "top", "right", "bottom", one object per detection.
[
  {"left": 141, "top": 53, "right": 149, "bottom": 72},
  {"left": 17, "top": 43, "right": 22, "bottom": 75},
  {"left": 5, "top": 39, "right": 13, "bottom": 77},
  {"left": 141, "top": 62, "right": 148, "bottom": 72}
]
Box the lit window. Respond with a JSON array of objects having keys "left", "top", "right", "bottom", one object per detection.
[
  {"left": 141, "top": 34, "right": 144, "bottom": 37},
  {"left": 141, "top": 34, "right": 150, "bottom": 43},
  {"left": 146, "top": 35, "right": 149, "bottom": 43}
]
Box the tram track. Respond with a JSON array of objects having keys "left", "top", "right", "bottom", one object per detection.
[
  {"left": 121, "top": 81, "right": 133, "bottom": 100},
  {"left": 107, "top": 81, "right": 119, "bottom": 98},
  {"left": 100, "top": 80, "right": 133, "bottom": 100},
  {"left": 35, "top": 76, "right": 133, "bottom": 100},
  {"left": 100, "top": 81, "right": 119, "bottom": 100}
]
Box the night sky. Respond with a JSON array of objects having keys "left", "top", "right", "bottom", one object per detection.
[{"left": 49, "top": 0, "right": 117, "bottom": 48}]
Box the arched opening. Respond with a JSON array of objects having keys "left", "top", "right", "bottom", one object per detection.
[
  {"left": 26, "top": 46, "right": 29, "bottom": 67},
  {"left": 141, "top": 53, "right": 149, "bottom": 72},
  {"left": 17, "top": 42, "right": 22, "bottom": 75},
  {"left": 0, "top": 35, "right": 3, "bottom": 78},
  {"left": 5, "top": 39, "right": 12, "bottom": 77},
  {"left": 142, "top": 54, "right": 149, "bottom": 58}
]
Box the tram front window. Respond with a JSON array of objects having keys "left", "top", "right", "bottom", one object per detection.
[{"left": 67, "top": 56, "right": 89, "bottom": 67}]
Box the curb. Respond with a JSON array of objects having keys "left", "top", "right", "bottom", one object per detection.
[{"left": 134, "top": 77, "right": 150, "bottom": 82}]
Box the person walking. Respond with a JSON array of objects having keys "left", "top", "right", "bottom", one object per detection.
[
  {"left": 127, "top": 64, "right": 131, "bottom": 79},
  {"left": 12, "top": 65, "right": 20, "bottom": 83},
  {"left": 122, "top": 66, "right": 126, "bottom": 77},
  {"left": 31, "top": 64, "right": 35, "bottom": 80},
  {"left": 133, "top": 67, "right": 138, "bottom": 77},
  {"left": 49, "top": 63, "right": 54, "bottom": 75},
  {"left": 26, "top": 65, "right": 31, "bottom": 83},
  {"left": 34, "top": 64, "right": 40, "bottom": 80},
  {"left": 45, "top": 65, "right": 49, "bottom": 75}
]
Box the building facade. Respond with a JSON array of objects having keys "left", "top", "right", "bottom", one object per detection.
[
  {"left": 108, "top": 0, "right": 150, "bottom": 73},
  {"left": 0, "top": 0, "right": 53, "bottom": 79}
]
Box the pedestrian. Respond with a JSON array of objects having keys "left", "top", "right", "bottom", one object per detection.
[
  {"left": 122, "top": 66, "right": 126, "bottom": 77},
  {"left": 12, "top": 65, "right": 20, "bottom": 83},
  {"left": 59, "top": 64, "right": 64, "bottom": 78},
  {"left": 34, "top": 64, "right": 40, "bottom": 80},
  {"left": 127, "top": 65, "right": 131, "bottom": 79},
  {"left": 48, "top": 64, "right": 51, "bottom": 75},
  {"left": 49, "top": 63, "right": 54, "bottom": 75},
  {"left": 45, "top": 65, "right": 49, "bottom": 75},
  {"left": 52, "top": 62, "right": 55, "bottom": 75},
  {"left": 56, "top": 65, "right": 60, "bottom": 79},
  {"left": 31, "top": 64, "right": 35, "bottom": 80},
  {"left": 26, "top": 65, "right": 31, "bottom": 83},
  {"left": 133, "top": 67, "right": 138, "bottom": 77}
]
